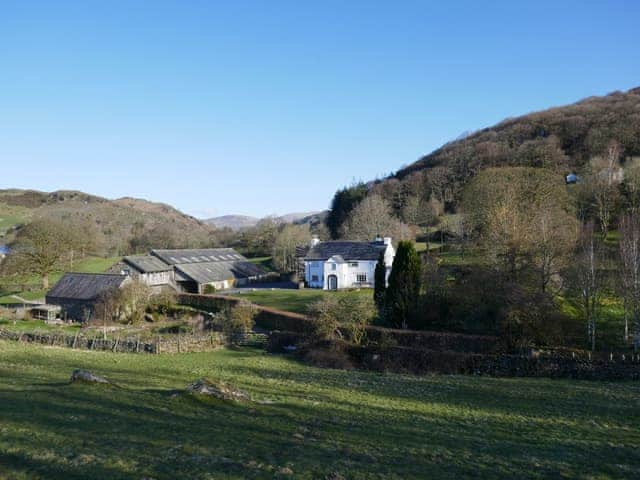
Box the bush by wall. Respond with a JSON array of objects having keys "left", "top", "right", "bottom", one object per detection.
[
  {"left": 347, "top": 344, "right": 640, "bottom": 380},
  {"left": 178, "top": 293, "right": 500, "bottom": 353}
]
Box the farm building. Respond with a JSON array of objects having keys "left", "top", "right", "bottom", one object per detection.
[
  {"left": 119, "top": 248, "right": 268, "bottom": 293},
  {"left": 30, "top": 304, "right": 62, "bottom": 322},
  {"left": 46, "top": 273, "right": 131, "bottom": 321},
  {"left": 120, "top": 255, "right": 173, "bottom": 293},
  {"left": 299, "top": 236, "right": 395, "bottom": 290}
]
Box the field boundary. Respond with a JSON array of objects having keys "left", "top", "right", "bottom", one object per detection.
[{"left": 0, "top": 328, "right": 232, "bottom": 354}]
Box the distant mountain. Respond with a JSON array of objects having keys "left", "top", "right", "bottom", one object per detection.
[
  {"left": 205, "top": 215, "right": 260, "bottom": 230},
  {"left": 0, "top": 189, "right": 218, "bottom": 255},
  {"left": 205, "top": 211, "right": 325, "bottom": 230}
]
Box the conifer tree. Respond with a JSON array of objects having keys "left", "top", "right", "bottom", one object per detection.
[
  {"left": 374, "top": 251, "right": 387, "bottom": 312},
  {"left": 386, "top": 241, "right": 421, "bottom": 328}
]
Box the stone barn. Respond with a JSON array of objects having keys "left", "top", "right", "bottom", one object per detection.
[
  {"left": 118, "top": 248, "right": 268, "bottom": 293},
  {"left": 46, "top": 273, "right": 130, "bottom": 322}
]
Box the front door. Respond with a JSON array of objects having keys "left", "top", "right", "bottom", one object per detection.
[{"left": 327, "top": 274, "right": 338, "bottom": 290}]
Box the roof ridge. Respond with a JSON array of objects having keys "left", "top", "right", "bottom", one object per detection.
[{"left": 62, "top": 272, "right": 125, "bottom": 276}]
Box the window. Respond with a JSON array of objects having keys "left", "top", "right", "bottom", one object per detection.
[
  {"left": 356, "top": 274, "right": 367, "bottom": 283},
  {"left": 311, "top": 275, "right": 319, "bottom": 282},
  {"left": 331, "top": 264, "right": 337, "bottom": 271},
  {"left": 350, "top": 262, "right": 359, "bottom": 268}
]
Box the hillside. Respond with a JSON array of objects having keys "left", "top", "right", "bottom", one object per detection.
[
  {"left": 205, "top": 214, "right": 260, "bottom": 230},
  {"left": 0, "top": 189, "right": 219, "bottom": 255},
  {"left": 371, "top": 87, "right": 640, "bottom": 214}
]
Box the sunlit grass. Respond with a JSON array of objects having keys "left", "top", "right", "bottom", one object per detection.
[
  {"left": 231, "top": 288, "right": 372, "bottom": 314},
  {"left": 0, "top": 341, "right": 638, "bottom": 479}
]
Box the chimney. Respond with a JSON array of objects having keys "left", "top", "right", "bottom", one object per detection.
[
  {"left": 383, "top": 237, "right": 392, "bottom": 245},
  {"left": 374, "top": 235, "right": 383, "bottom": 244},
  {"left": 310, "top": 235, "right": 320, "bottom": 248}
]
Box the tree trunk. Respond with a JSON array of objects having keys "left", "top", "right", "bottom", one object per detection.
[{"left": 42, "top": 273, "right": 49, "bottom": 290}]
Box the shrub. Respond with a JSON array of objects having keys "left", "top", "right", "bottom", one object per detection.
[
  {"left": 218, "top": 301, "right": 257, "bottom": 344},
  {"left": 308, "top": 295, "right": 376, "bottom": 345},
  {"left": 148, "top": 290, "right": 177, "bottom": 315}
]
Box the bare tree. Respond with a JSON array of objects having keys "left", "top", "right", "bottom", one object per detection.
[
  {"left": 623, "top": 160, "right": 640, "bottom": 214},
  {"left": 340, "top": 194, "right": 411, "bottom": 242},
  {"left": 571, "top": 222, "right": 604, "bottom": 351},
  {"left": 400, "top": 194, "right": 434, "bottom": 228},
  {"left": 531, "top": 208, "right": 577, "bottom": 293},
  {"left": 272, "top": 224, "right": 310, "bottom": 273},
  {"left": 590, "top": 140, "right": 622, "bottom": 237},
  {"left": 464, "top": 167, "right": 576, "bottom": 285},
  {"left": 619, "top": 213, "right": 640, "bottom": 348}
]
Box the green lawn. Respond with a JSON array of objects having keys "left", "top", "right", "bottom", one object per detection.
[
  {"left": 0, "top": 318, "right": 81, "bottom": 335},
  {"left": 231, "top": 288, "right": 372, "bottom": 314},
  {"left": 247, "top": 256, "right": 276, "bottom": 272},
  {"left": 0, "top": 341, "right": 638, "bottom": 479},
  {"left": 0, "top": 203, "right": 30, "bottom": 236}
]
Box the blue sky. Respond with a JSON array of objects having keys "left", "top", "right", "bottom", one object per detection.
[{"left": 0, "top": 1, "right": 638, "bottom": 218}]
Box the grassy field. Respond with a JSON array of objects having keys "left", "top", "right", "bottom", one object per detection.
[
  {"left": 0, "top": 319, "right": 81, "bottom": 335},
  {"left": 231, "top": 289, "right": 372, "bottom": 314},
  {"left": 247, "top": 256, "right": 276, "bottom": 272},
  {"left": 0, "top": 203, "right": 31, "bottom": 236},
  {"left": 0, "top": 256, "right": 119, "bottom": 305},
  {"left": 0, "top": 341, "right": 638, "bottom": 479}
]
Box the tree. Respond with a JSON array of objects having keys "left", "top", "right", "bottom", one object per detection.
[
  {"left": 374, "top": 251, "right": 387, "bottom": 311},
  {"left": 588, "top": 140, "right": 622, "bottom": 237},
  {"left": 569, "top": 222, "right": 604, "bottom": 351},
  {"left": 2, "top": 219, "right": 80, "bottom": 289},
  {"left": 244, "top": 217, "right": 278, "bottom": 257},
  {"left": 325, "top": 182, "right": 368, "bottom": 239},
  {"left": 272, "top": 224, "right": 310, "bottom": 273},
  {"left": 400, "top": 194, "right": 435, "bottom": 228},
  {"left": 340, "top": 194, "right": 411, "bottom": 242},
  {"left": 619, "top": 213, "right": 640, "bottom": 347},
  {"left": 463, "top": 167, "right": 575, "bottom": 284},
  {"left": 623, "top": 160, "right": 640, "bottom": 214},
  {"left": 531, "top": 207, "right": 577, "bottom": 293},
  {"left": 385, "top": 241, "right": 421, "bottom": 329}
]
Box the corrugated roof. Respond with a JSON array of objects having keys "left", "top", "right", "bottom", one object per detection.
[
  {"left": 175, "top": 260, "right": 266, "bottom": 284},
  {"left": 123, "top": 255, "right": 172, "bottom": 273},
  {"left": 46, "top": 273, "right": 128, "bottom": 300},
  {"left": 304, "top": 241, "right": 387, "bottom": 261},
  {"left": 151, "top": 248, "right": 247, "bottom": 265}
]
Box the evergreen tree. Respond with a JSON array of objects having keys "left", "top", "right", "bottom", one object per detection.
[
  {"left": 386, "top": 241, "right": 421, "bottom": 329},
  {"left": 325, "top": 182, "right": 368, "bottom": 239},
  {"left": 374, "top": 251, "right": 387, "bottom": 312}
]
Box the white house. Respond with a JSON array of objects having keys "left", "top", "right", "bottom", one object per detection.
[{"left": 302, "top": 237, "right": 395, "bottom": 290}]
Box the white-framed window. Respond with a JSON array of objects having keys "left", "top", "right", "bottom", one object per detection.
[
  {"left": 356, "top": 273, "right": 367, "bottom": 283},
  {"left": 331, "top": 264, "right": 337, "bottom": 271},
  {"left": 350, "top": 262, "right": 359, "bottom": 268}
]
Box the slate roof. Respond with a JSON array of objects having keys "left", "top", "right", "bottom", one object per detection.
[
  {"left": 304, "top": 241, "right": 387, "bottom": 261},
  {"left": 175, "top": 261, "right": 266, "bottom": 284},
  {"left": 151, "top": 248, "right": 247, "bottom": 265},
  {"left": 47, "top": 273, "right": 128, "bottom": 300},
  {"left": 123, "top": 255, "right": 172, "bottom": 273}
]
